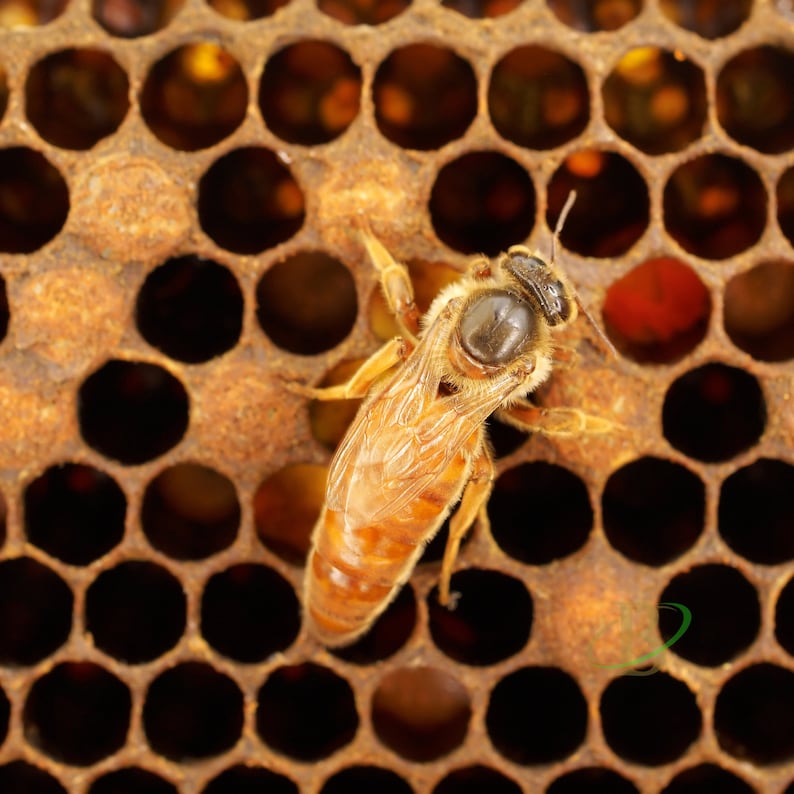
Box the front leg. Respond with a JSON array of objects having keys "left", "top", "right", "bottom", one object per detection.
[{"left": 497, "top": 399, "right": 617, "bottom": 437}]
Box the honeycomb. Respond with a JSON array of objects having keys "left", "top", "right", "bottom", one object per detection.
[{"left": 0, "top": 0, "right": 793, "bottom": 792}]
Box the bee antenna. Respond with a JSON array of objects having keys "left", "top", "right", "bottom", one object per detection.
[{"left": 550, "top": 189, "right": 577, "bottom": 264}]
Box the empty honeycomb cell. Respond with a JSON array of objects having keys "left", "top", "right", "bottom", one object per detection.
[
  {"left": 321, "top": 765, "right": 414, "bottom": 794},
  {"left": 662, "top": 363, "right": 765, "bottom": 463},
  {"left": 548, "top": 150, "right": 648, "bottom": 257},
  {"left": 256, "top": 663, "right": 359, "bottom": 760},
  {"left": 0, "top": 558, "right": 72, "bottom": 665},
  {"left": 432, "top": 765, "right": 521, "bottom": 794},
  {"left": 143, "top": 662, "right": 244, "bottom": 760},
  {"left": 24, "top": 462, "right": 126, "bottom": 565},
  {"left": 718, "top": 458, "right": 794, "bottom": 565},
  {"left": 92, "top": 0, "right": 183, "bottom": 36},
  {"left": 488, "top": 46, "right": 589, "bottom": 151},
  {"left": 78, "top": 360, "right": 190, "bottom": 465},
  {"left": 258, "top": 41, "right": 361, "bottom": 145},
  {"left": 601, "top": 457, "right": 705, "bottom": 566},
  {"left": 308, "top": 358, "right": 366, "bottom": 450},
  {"left": 373, "top": 44, "right": 477, "bottom": 151},
  {"left": 318, "top": 0, "right": 409, "bottom": 25},
  {"left": 660, "top": 0, "right": 752, "bottom": 39},
  {"left": 88, "top": 767, "right": 178, "bottom": 794},
  {"left": 25, "top": 49, "right": 129, "bottom": 150},
  {"left": 660, "top": 763, "right": 754, "bottom": 794},
  {"left": 717, "top": 46, "right": 794, "bottom": 154},
  {"left": 0, "top": 761, "right": 66, "bottom": 794},
  {"left": 331, "top": 585, "right": 417, "bottom": 665},
  {"left": 0, "top": 147, "right": 69, "bottom": 253},
  {"left": 201, "top": 563, "right": 300, "bottom": 662},
  {"left": 85, "top": 560, "right": 186, "bottom": 663},
  {"left": 371, "top": 666, "right": 470, "bottom": 762},
  {"left": 484, "top": 415, "right": 528, "bottom": 458},
  {"left": 658, "top": 564, "right": 760, "bottom": 666},
  {"left": 547, "top": 0, "right": 641, "bottom": 31},
  {"left": 486, "top": 666, "right": 587, "bottom": 764},
  {"left": 724, "top": 260, "right": 794, "bottom": 362},
  {"left": 714, "top": 663, "right": 794, "bottom": 765},
  {"left": 602, "top": 258, "right": 711, "bottom": 363},
  {"left": 488, "top": 462, "right": 592, "bottom": 565},
  {"left": 776, "top": 575, "right": 794, "bottom": 657},
  {"left": 442, "top": 0, "right": 522, "bottom": 17},
  {"left": 140, "top": 43, "right": 247, "bottom": 151},
  {"left": 256, "top": 251, "right": 357, "bottom": 355},
  {"left": 197, "top": 147, "right": 305, "bottom": 254},
  {"left": 141, "top": 462, "right": 240, "bottom": 560},
  {"left": 429, "top": 151, "right": 535, "bottom": 256},
  {"left": 207, "top": 0, "right": 288, "bottom": 20},
  {"left": 779, "top": 166, "right": 794, "bottom": 246},
  {"left": 254, "top": 463, "right": 326, "bottom": 564},
  {"left": 202, "top": 765, "right": 298, "bottom": 794},
  {"left": 546, "top": 767, "right": 639, "bottom": 794},
  {"left": 136, "top": 255, "right": 244, "bottom": 364},
  {"left": 600, "top": 673, "right": 702, "bottom": 765},
  {"left": 427, "top": 568, "right": 532, "bottom": 666},
  {"left": 603, "top": 47, "right": 707, "bottom": 155},
  {"left": 23, "top": 661, "right": 131, "bottom": 765},
  {"left": 663, "top": 153, "right": 766, "bottom": 260}
]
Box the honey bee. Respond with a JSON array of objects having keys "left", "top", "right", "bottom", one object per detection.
[{"left": 299, "top": 194, "right": 614, "bottom": 647}]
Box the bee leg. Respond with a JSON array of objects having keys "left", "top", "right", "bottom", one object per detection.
[
  {"left": 438, "top": 446, "right": 494, "bottom": 609},
  {"left": 497, "top": 400, "right": 617, "bottom": 436}
]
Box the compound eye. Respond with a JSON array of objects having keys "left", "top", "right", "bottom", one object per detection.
[
  {"left": 459, "top": 292, "right": 536, "bottom": 366},
  {"left": 504, "top": 253, "right": 572, "bottom": 326}
]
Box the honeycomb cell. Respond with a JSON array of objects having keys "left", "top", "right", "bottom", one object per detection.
[
  {"left": 0, "top": 557, "right": 71, "bottom": 665},
  {"left": 660, "top": 763, "right": 755, "bottom": 794},
  {"left": 724, "top": 260, "right": 794, "bottom": 362},
  {"left": 136, "top": 255, "right": 243, "bottom": 364},
  {"left": 776, "top": 575, "right": 794, "bottom": 657},
  {"left": 0, "top": 762, "right": 66, "bottom": 794},
  {"left": 256, "top": 663, "right": 358, "bottom": 761},
  {"left": 372, "top": 666, "right": 470, "bottom": 762},
  {"left": 0, "top": 147, "right": 69, "bottom": 253},
  {"left": 254, "top": 463, "right": 326, "bottom": 564},
  {"left": 259, "top": 41, "right": 361, "bottom": 145},
  {"left": 488, "top": 46, "right": 589, "bottom": 150},
  {"left": 548, "top": 0, "right": 640, "bottom": 31},
  {"left": 308, "top": 358, "right": 366, "bottom": 450},
  {"left": 201, "top": 564, "right": 300, "bottom": 662},
  {"left": 432, "top": 765, "right": 521, "bottom": 794},
  {"left": 144, "top": 662, "right": 243, "bottom": 760},
  {"left": 547, "top": 767, "right": 639, "bottom": 794},
  {"left": 207, "top": 0, "right": 288, "bottom": 20},
  {"left": 92, "top": 0, "right": 183, "bottom": 35},
  {"left": 24, "top": 662, "right": 131, "bottom": 766},
  {"left": 429, "top": 151, "right": 535, "bottom": 256},
  {"left": 197, "top": 147, "right": 305, "bottom": 254},
  {"left": 24, "top": 462, "right": 126, "bottom": 566},
  {"left": 485, "top": 415, "right": 528, "bottom": 459},
  {"left": 714, "top": 663, "right": 794, "bottom": 765},
  {"left": 486, "top": 667, "right": 587, "bottom": 764},
  {"left": 603, "top": 258, "right": 711, "bottom": 363},
  {"left": 779, "top": 166, "right": 794, "bottom": 247},
  {"left": 718, "top": 458, "right": 794, "bottom": 565},
  {"left": 548, "top": 150, "right": 648, "bottom": 257},
  {"left": 89, "top": 768, "right": 178, "bottom": 794},
  {"left": 602, "top": 457, "right": 705, "bottom": 566},
  {"left": 603, "top": 47, "right": 706, "bottom": 154},
  {"left": 256, "top": 251, "right": 357, "bottom": 355},
  {"left": 25, "top": 49, "right": 129, "bottom": 150},
  {"left": 374, "top": 44, "right": 477, "bottom": 150},
  {"left": 660, "top": 0, "right": 751, "bottom": 39},
  {"left": 662, "top": 363, "right": 765, "bottom": 463},
  {"left": 321, "top": 766, "right": 414, "bottom": 794},
  {"left": 663, "top": 153, "right": 766, "bottom": 260},
  {"left": 427, "top": 568, "right": 532, "bottom": 666},
  {"left": 489, "top": 462, "right": 592, "bottom": 565},
  {"left": 600, "top": 673, "right": 701, "bottom": 765},
  {"left": 318, "top": 0, "right": 408, "bottom": 24},
  {"left": 86, "top": 560, "right": 187, "bottom": 664},
  {"left": 202, "top": 765, "right": 298, "bottom": 794},
  {"left": 142, "top": 462, "right": 240, "bottom": 560}
]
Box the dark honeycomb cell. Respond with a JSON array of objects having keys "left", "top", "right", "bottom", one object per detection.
[
  {"left": 485, "top": 415, "right": 528, "bottom": 459},
  {"left": 256, "top": 252, "right": 357, "bottom": 355},
  {"left": 92, "top": 0, "right": 184, "bottom": 35},
  {"left": 487, "top": 667, "right": 587, "bottom": 764},
  {"left": 24, "top": 463, "right": 126, "bottom": 566},
  {"left": 0, "top": 761, "right": 67, "bottom": 794},
  {"left": 86, "top": 560, "right": 186, "bottom": 664},
  {"left": 548, "top": 0, "right": 641, "bottom": 30},
  {"left": 662, "top": 363, "right": 765, "bottom": 463},
  {"left": 602, "top": 457, "right": 705, "bottom": 566},
  {"left": 201, "top": 564, "right": 300, "bottom": 662},
  {"left": 89, "top": 768, "right": 179, "bottom": 794},
  {"left": 144, "top": 662, "right": 244, "bottom": 760},
  {"left": 601, "top": 673, "right": 701, "bottom": 765},
  {"left": 23, "top": 662, "right": 132, "bottom": 766},
  {"left": 546, "top": 767, "right": 639, "bottom": 794},
  {"left": 776, "top": 575, "right": 794, "bottom": 658},
  {"left": 319, "top": 0, "right": 409, "bottom": 23},
  {"left": 257, "top": 663, "right": 359, "bottom": 760},
  {"left": 374, "top": 44, "right": 477, "bottom": 150},
  {"left": 372, "top": 667, "right": 470, "bottom": 762},
  {"left": 432, "top": 764, "right": 522, "bottom": 794},
  {"left": 259, "top": 41, "right": 361, "bottom": 145},
  {"left": 321, "top": 766, "right": 414, "bottom": 794},
  {"left": 660, "top": 0, "right": 752, "bottom": 39},
  {"left": 136, "top": 255, "right": 244, "bottom": 364},
  {"left": 207, "top": 0, "right": 288, "bottom": 20},
  {"left": 202, "top": 765, "right": 299, "bottom": 794},
  {"left": 489, "top": 45, "right": 588, "bottom": 150},
  {"left": 714, "top": 663, "right": 794, "bottom": 765},
  {"left": 0, "top": 557, "right": 72, "bottom": 665},
  {"left": 660, "top": 763, "right": 755, "bottom": 794}
]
